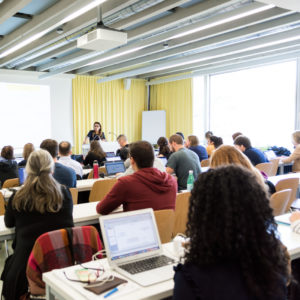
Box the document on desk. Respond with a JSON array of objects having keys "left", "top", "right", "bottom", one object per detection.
[
  {"left": 53, "top": 261, "right": 139, "bottom": 299},
  {"left": 275, "top": 213, "right": 291, "bottom": 226}
]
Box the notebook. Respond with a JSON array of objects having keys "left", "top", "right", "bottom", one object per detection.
[
  {"left": 105, "top": 161, "right": 126, "bottom": 176},
  {"left": 99, "top": 209, "right": 177, "bottom": 287}
]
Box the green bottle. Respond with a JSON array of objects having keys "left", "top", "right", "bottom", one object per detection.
[{"left": 187, "top": 170, "right": 194, "bottom": 191}]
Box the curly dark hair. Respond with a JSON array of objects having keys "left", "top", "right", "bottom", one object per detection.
[
  {"left": 186, "top": 165, "right": 289, "bottom": 299},
  {"left": 157, "top": 137, "right": 171, "bottom": 157}
]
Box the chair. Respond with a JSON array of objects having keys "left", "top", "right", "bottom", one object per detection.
[
  {"left": 87, "top": 166, "right": 107, "bottom": 179},
  {"left": 275, "top": 178, "right": 299, "bottom": 212},
  {"left": 173, "top": 192, "right": 190, "bottom": 237},
  {"left": 269, "top": 159, "right": 280, "bottom": 177},
  {"left": 26, "top": 226, "right": 102, "bottom": 297},
  {"left": 2, "top": 178, "right": 19, "bottom": 188},
  {"left": 88, "top": 178, "right": 117, "bottom": 202},
  {"left": 154, "top": 209, "right": 175, "bottom": 243},
  {"left": 201, "top": 159, "right": 210, "bottom": 167},
  {"left": 69, "top": 188, "right": 78, "bottom": 205},
  {"left": 255, "top": 162, "right": 273, "bottom": 177},
  {"left": 0, "top": 193, "right": 5, "bottom": 216},
  {"left": 270, "top": 189, "right": 291, "bottom": 216}
]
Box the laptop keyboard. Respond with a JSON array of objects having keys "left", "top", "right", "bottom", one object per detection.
[{"left": 119, "top": 255, "right": 175, "bottom": 275}]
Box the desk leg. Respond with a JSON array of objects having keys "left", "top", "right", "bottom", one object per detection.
[
  {"left": 279, "top": 164, "right": 284, "bottom": 175},
  {"left": 46, "top": 285, "right": 55, "bottom": 300}
]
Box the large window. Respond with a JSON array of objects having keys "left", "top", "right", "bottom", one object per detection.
[{"left": 209, "top": 61, "right": 297, "bottom": 148}]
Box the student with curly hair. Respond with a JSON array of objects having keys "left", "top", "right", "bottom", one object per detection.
[{"left": 173, "top": 165, "right": 290, "bottom": 300}]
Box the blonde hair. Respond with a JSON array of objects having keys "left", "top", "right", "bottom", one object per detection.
[
  {"left": 210, "top": 145, "right": 266, "bottom": 188},
  {"left": 292, "top": 131, "right": 300, "bottom": 145},
  {"left": 22, "top": 143, "right": 35, "bottom": 161},
  {"left": 187, "top": 135, "right": 199, "bottom": 147},
  {"left": 13, "top": 149, "right": 63, "bottom": 213}
]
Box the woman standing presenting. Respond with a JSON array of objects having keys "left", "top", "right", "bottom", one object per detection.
[{"left": 84, "top": 121, "right": 106, "bottom": 143}]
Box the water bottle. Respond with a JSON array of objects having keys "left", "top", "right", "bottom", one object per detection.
[
  {"left": 187, "top": 170, "right": 194, "bottom": 191},
  {"left": 93, "top": 160, "right": 99, "bottom": 179}
]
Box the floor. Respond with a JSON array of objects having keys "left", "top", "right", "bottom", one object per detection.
[{"left": 0, "top": 241, "right": 13, "bottom": 295}]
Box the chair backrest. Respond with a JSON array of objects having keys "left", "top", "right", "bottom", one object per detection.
[
  {"left": 69, "top": 188, "right": 78, "bottom": 205},
  {"left": 154, "top": 209, "right": 175, "bottom": 244},
  {"left": 173, "top": 192, "right": 190, "bottom": 237},
  {"left": 87, "top": 166, "right": 107, "bottom": 179},
  {"left": 0, "top": 193, "right": 5, "bottom": 216},
  {"left": 270, "top": 189, "right": 292, "bottom": 216},
  {"left": 269, "top": 159, "right": 280, "bottom": 177},
  {"left": 88, "top": 178, "right": 117, "bottom": 202},
  {"left": 2, "top": 178, "right": 19, "bottom": 188},
  {"left": 201, "top": 159, "right": 210, "bottom": 167},
  {"left": 275, "top": 178, "right": 299, "bottom": 212},
  {"left": 255, "top": 162, "right": 273, "bottom": 177},
  {"left": 26, "top": 226, "right": 102, "bottom": 296}
]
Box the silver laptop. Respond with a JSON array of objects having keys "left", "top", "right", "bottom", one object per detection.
[
  {"left": 99, "top": 209, "right": 177, "bottom": 286},
  {"left": 105, "top": 161, "right": 126, "bottom": 176}
]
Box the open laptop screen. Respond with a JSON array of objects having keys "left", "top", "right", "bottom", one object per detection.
[
  {"left": 103, "top": 212, "right": 160, "bottom": 261},
  {"left": 105, "top": 152, "right": 116, "bottom": 157},
  {"left": 105, "top": 161, "right": 125, "bottom": 175},
  {"left": 18, "top": 167, "right": 27, "bottom": 185}
]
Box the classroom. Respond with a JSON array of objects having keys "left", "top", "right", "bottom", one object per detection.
[{"left": 1, "top": 0, "right": 300, "bottom": 299}]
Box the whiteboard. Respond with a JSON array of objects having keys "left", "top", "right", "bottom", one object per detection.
[{"left": 142, "top": 110, "right": 166, "bottom": 144}]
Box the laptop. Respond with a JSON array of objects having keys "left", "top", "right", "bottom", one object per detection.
[
  {"left": 99, "top": 209, "right": 177, "bottom": 286},
  {"left": 18, "top": 167, "right": 27, "bottom": 185},
  {"left": 106, "top": 156, "right": 121, "bottom": 162},
  {"left": 105, "top": 161, "right": 126, "bottom": 176},
  {"left": 105, "top": 151, "right": 116, "bottom": 158}
]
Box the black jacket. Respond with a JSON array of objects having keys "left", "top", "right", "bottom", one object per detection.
[{"left": 0, "top": 160, "right": 18, "bottom": 187}]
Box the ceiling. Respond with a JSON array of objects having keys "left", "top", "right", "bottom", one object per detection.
[{"left": 0, "top": 0, "right": 299, "bottom": 82}]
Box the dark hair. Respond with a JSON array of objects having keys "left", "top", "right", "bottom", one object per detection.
[
  {"left": 209, "top": 135, "right": 223, "bottom": 148},
  {"left": 205, "top": 131, "right": 213, "bottom": 139},
  {"left": 232, "top": 132, "right": 243, "bottom": 141},
  {"left": 90, "top": 140, "right": 106, "bottom": 159},
  {"left": 187, "top": 135, "right": 199, "bottom": 147},
  {"left": 186, "top": 165, "right": 289, "bottom": 299},
  {"left": 1, "top": 145, "right": 14, "bottom": 160},
  {"left": 40, "top": 139, "right": 58, "bottom": 158},
  {"left": 92, "top": 122, "right": 103, "bottom": 139},
  {"left": 176, "top": 132, "right": 184, "bottom": 140},
  {"left": 169, "top": 134, "right": 183, "bottom": 145},
  {"left": 129, "top": 141, "right": 154, "bottom": 169},
  {"left": 117, "top": 134, "right": 127, "bottom": 142},
  {"left": 157, "top": 137, "right": 171, "bottom": 157},
  {"left": 59, "top": 141, "right": 71, "bottom": 156},
  {"left": 234, "top": 135, "right": 251, "bottom": 149}
]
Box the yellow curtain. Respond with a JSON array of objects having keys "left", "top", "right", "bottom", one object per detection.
[
  {"left": 150, "top": 78, "right": 193, "bottom": 138},
  {"left": 72, "top": 75, "right": 147, "bottom": 153}
]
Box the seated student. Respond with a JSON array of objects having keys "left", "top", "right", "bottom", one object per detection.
[
  {"left": 157, "top": 136, "right": 172, "bottom": 159},
  {"left": 1, "top": 149, "right": 74, "bottom": 300},
  {"left": 173, "top": 165, "right": 290, "bottom": 300},
  {"left": 210, "top": 145, "right": 275, "bottom": 194},
  {"left": 96, "top": 141, "right": 177, "bottom": 215},
  {"left": 40, "top": 139, "right": 76, "bottom": 188},
  {"left": 232, "top": 132, "right": 243, "bottom": 141},
  {"left": 58, "top": 141, "right": 83, "bottom": 178},
  {"left": 234, "top": 135, "right": 268, "bottom": 166},
  {"left": 116, "top": 134, "right": 129, "bottom": 161},
  {"left": 18, "top": 143, "right": 35, "bottom": 167},
  {"left": 205, "top": 131, "right": 214, "bottom": 156},
  {"left": 281, "top": 131, "right": 300, "bottom": 172},
  {"left": 83, "top": 140, "right": 106, "bottom": 167},
  {"left": 166, "top": 134, "right": 201, "bottom": 191},
  {"left": 186, "top": 135, "right": 208, "bottom": 162},
  {"left": 0, "top": 145, "right": 18, "bottom": 186}
]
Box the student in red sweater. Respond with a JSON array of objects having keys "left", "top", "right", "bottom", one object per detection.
[{"left": 96, "top": 141, "right": 177, "bottom": 215}]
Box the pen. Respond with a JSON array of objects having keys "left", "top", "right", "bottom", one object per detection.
[{"left": 103, "top": 287, "right": 118, "bottom": 298}]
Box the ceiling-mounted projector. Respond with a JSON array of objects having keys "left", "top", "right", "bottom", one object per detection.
[{"left": 77, "top": 28, "right": 127, "bottom": 51}]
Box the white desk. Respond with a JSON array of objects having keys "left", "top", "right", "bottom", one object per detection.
[
  {"left": 43, "top": 243, "right": 176, "bottom": 300},
  {"left": 268, "top": 173, "right": 300, "bottom": 186},
  {"left": 77, "top": 178, "right": 114, "bottom": 192}
]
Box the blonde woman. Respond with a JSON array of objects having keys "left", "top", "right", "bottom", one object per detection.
[
  {"left": 281, "top": 131, "right": 300, "bottom": 172},
  {"left": 18, "top": 142, "right": 35, "bottom": 167},
  {"left": 210, "top": 145, "right": 275, "bottom": 193},
  {"left": 1, "top": 149, "right": 74, "bottom": 300}
]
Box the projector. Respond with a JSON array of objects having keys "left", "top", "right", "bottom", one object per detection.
[{"left": 77, "top": 28, "right": 127, "bottom": 51}]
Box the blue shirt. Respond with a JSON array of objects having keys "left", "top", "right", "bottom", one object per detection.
[
  {"left": 189, "top": 145, "right": 208, "bottom": 162},
  {"left": 244, "top": 147, "right": 268, "bottom": 166},
  {"left": 53, "top": 162, "right": 76, "bottom": 188}
]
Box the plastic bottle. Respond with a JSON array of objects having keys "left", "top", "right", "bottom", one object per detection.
[
  {"left": 187, "top": 170, "right": 194, "bottom": 191},
  {"left": 93, "top": 160, "right": 99, "bottom": 179}
]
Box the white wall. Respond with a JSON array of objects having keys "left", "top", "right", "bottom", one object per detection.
[{"left": 0, "top": 69, "right": 74, "bottom": 150}]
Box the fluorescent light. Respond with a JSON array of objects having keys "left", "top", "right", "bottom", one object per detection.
[{"left": 0, "top": 0, "right": 107, "bottom": 59}]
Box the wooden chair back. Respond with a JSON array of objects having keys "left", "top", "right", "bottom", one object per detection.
[
  {"left": 173, "top": 192, "right": 190, "bottom": 237},
  {"left": 275, "top": 178, "right": 299, "bottom": 212},
  {"left": 89, "top": 178, "right": 117, "bottom": 203},
  {"left": 201, "top": 159, "right": 210, "bottom": 167},
  {"left": 2, "top": 178, "right": 19, "bottom": 188},
  {"left": 0, "top": 193, "right": 5, "bottom": 216},
  {"left": 269, "top": 159, "right": 280, "bottom": 177},
  {"left": 87, "top": 166, "right": 107, "bottom": 179},
  {"left": 154, "top": 209, "right": 175, "bottom": 244},
  {"left": 270, "top": 189, "right": 291, "bottom": 216},
  {"left": 255, "top": 162, "right": 273, "bottom": 177},
  {"left": 69, "top": 188, "right": 78, "bottom": 205}
]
